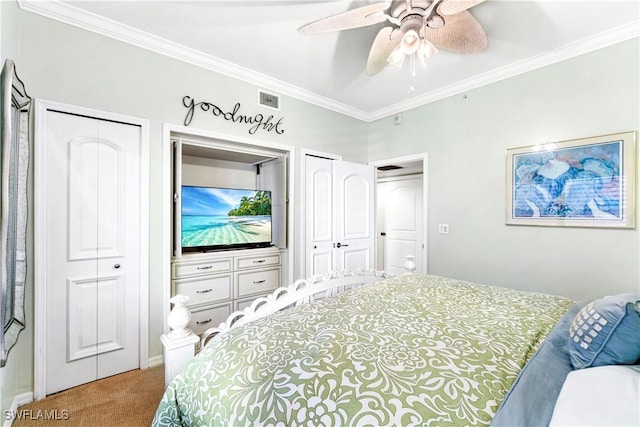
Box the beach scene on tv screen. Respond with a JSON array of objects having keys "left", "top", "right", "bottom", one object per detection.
[{"left": 182, "top": 187, "right": 272, "bottom": 248}]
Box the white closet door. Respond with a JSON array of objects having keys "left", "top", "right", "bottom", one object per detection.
[
  {"left": 43, "top": 110, "right": 141, "bottom": 395},
  {"left": 305, "top": 156, "right": 334, "bottom": 275},
  {"left": 305, "top": 156, "right": 374, "bottom": 276},
  {"left": 333, "top": 160, "right": 374, "bottom": 271}
]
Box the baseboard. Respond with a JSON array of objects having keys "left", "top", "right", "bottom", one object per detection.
[
  {"left": 148, "top": 355, "right": 163, "bottom": 368},
  {"left": 3, "top": 392, "right": 34, "bottom": 427}
]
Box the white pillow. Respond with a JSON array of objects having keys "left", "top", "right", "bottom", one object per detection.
[{"left": 549, "top": 365, "right": 640, "bottom": 426}]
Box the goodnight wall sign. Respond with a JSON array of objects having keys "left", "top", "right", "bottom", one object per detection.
[{"left": 182, "top": 95, "right": 285, "bottom": 136}]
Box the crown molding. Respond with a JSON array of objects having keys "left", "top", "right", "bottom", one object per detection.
[
  {"left": 18, "top": 0, "right": 639, "bottom": 123},
  {"left": 367, "top": 20, "right": 640, "bottom": 121},
  {"left": 17, "top": 0, "right": 372, "bottom": 121}
]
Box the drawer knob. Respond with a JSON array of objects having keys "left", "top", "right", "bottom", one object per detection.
[
  {"left": 253, "top": 280, "right": 266, "bottom": 284},
  {"left": 196, "top": 318, "right": 212, "bottom": 325},
  {"left": 253, "top": 259, "right": 266, "bottom": 263},
  {"left": 197, "top": 265, "right": 213, "bottom": 270},
  {"left": 196, "top": 288, "right": 213, "bottom": 294}
]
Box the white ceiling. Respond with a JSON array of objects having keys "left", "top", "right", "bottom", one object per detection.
[{"left": 19, "top": 0, "right": 640, "bottom": 121}]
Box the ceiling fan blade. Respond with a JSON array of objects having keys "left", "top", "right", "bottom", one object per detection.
[
  {"left": 298, "top": 2, "right": 392, "bottom": 33},
  {"left": 437, "top": 0, "right": 486, "bottom": 16},
  {"left": 423, "top": 10, "right": 488, "bottom": 54},
  {"left": 366, "top": 27, "right": 403, "bottom": 75}
]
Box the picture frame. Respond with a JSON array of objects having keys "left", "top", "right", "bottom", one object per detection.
[{"left": 506, "top": 131, "right": 636, "bottom": 228}]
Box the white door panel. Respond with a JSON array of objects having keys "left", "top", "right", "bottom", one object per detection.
[
  {"left": 311, "top": 250, "right": 333, "bottom": 276},
  {"left": 310, "top": 166, "right": 332, "bottom": 241},
  {"left": 339, "top": 247, "right": 371, "bottom": 271},
  {"left": 339, "top": 180, "right": 370, "bottom": 238},
  {"left": 67, "top": 137, "right": 125, "bottom": 260},
  {"left": 334, "top": 160, "right": 374, "bottom": 271},
  {"left": 378, "top": 178, "right": 423, "bottom": 275},
  {"left": 305, "top": 156, "right": 334, "bottom": 276},
  {"left": 44, "top": 111, "right": 140, "bottom": 394},
  {"left": 67, "top": 275, "right": 124, "bottom": 362}
]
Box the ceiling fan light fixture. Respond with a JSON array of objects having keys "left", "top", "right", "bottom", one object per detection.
[
  {"left": 387, "top": 45, "right": 406, "bottom": 67},
  {"left": 298, "top": 0, "right": 489, "bottom": 77},
  {"left": 400, "top": 29, "right": 420, "bottom": 54},
  {"left": 416, "top": 39, "right": 438, "bottom": 67}
]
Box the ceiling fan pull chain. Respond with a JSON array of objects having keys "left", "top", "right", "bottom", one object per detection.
[
  {"left": 408, "top": 54, "right": 416, "bottom": 93},
  {"left": 410, "top": 53, "right": 417, "bottom": 77},
  {"left": 409, "top": 53, "right": 417, "bottom": 93}
]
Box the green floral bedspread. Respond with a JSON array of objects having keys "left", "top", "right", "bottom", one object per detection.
[{"left": 153, "top": 274, "right": 573, "bottom": 426}]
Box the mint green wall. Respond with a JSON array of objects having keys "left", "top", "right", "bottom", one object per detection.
[
  {"left": 369, "top": 38, "right": 640, "bottom": 300},
  {"left": 0, "top": 0, "right": 34, "bottom": 416},
  {"left": 16, "top": 4, "right": 369, "bottom": 358},
  {"left": 2, "top": 0, "right": 639, "bottom": 414},
  {"left": 1, "top": 0, "right": 369, "bottom": 412},
  {"left": 1, "top": 0, "right": 18, "bottom": 61}
]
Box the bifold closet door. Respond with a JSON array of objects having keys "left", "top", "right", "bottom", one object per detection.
[
  {"left": 305, "top": 155, "right": 374, "bottom": 276},
  {"left": 43, "top": 110, "right": 141, "bottom": 395}
]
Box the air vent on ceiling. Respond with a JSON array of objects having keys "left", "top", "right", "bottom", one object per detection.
[
  {"left": 258, "top": 90, "right": 280, "bottom": 110},
  {"left": 377, "top": 165, "right": 404, "bottom": 171}
]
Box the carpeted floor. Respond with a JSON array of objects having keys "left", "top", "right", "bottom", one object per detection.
[{"left": 13, "top": 365, "right": 165, "bottom": 426}]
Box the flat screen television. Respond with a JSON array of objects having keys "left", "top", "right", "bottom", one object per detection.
[{"left": 181, "top": 186, "right": 272, "bottom": 252}]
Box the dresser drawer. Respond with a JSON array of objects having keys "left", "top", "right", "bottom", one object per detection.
[
  {"left": 188, "top": 304, "right": 232, "bottom": 336},
  {"left": 174, "top": 274, "right": 232, "bottom": 307},
  {"left": 236, "top": 268, "right": 281, "bottom": 298},
  {"left": 235, "top": 253, "right": 280, "bottom": 270},
  {"left": 173, "top": 258, "right": 232, "bottom": 279}
]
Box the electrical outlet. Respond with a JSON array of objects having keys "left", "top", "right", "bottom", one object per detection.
[{"left": 438, "top": 224, "right": 449, "bottom": 234}]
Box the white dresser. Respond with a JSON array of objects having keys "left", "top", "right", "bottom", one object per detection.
[{"left": 171, "top": 246, "right": 283, "bottom": 336}]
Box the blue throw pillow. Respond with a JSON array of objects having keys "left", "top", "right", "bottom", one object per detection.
[{"left": 568, "top": 293, "right": 640, "bottom": 369}]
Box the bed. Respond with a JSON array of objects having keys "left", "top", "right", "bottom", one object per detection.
[{"left": 153, "top": 271, "right": 640, "bottom": 426}]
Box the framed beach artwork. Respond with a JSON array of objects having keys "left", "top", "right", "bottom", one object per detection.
[{"left": 506, "top": 131, "right": 636, "bottom": 228}]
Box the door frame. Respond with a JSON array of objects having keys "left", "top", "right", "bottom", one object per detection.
[
  {"left": 33, "top": 99, "right": 150, "bottom": 400},
  {"left": 370, "top": 153, "right": 429, "bottom": 274}
]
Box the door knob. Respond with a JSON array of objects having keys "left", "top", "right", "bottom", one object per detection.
[
  {"left": 114, "top": 264, "right": 121, "bottom": 269},
  {"left": 336, "top": 242, "right": 349, "bottom": 248}
]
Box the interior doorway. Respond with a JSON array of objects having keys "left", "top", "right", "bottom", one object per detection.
[
  {"left": 371, "top": 154, "right": 428, "bottom": 275},
  {"left": 304, "top": 154, "right": 375, "bottom": 277}
]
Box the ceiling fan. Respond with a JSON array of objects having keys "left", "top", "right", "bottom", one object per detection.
[{"left": 298, "top": 0, "right": 488, "bottom": 76}]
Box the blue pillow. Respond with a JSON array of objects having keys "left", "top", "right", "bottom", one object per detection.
[{"left": 568, "top": 293, "right": 640, "bottom": 369}]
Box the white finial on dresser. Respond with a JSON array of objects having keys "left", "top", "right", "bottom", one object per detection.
[
  {"left": 404, "top": 255, "right": 416, "bottom": 274},
  {"left": 167, "top": 295, "right": 194, "bottom": 338},
  {"left": 161, "top": 294, "right": 199, "bottom": 387}
]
